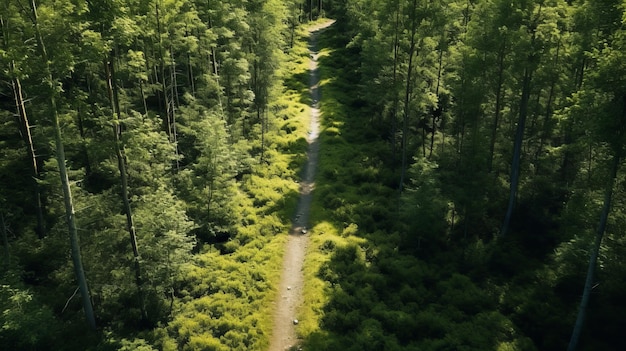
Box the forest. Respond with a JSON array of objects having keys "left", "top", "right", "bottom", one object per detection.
[{"left": 1, "top": 0, "right": 625, "bottom": 350}]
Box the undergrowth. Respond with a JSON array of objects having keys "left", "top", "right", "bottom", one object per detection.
[
  {"left": 135, "top": 23, "right": 317, "bottom": 351},
  {"left": 296, "top": 22, "right": 539, "bottom": 351}
]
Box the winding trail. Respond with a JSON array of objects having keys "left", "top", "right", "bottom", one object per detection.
[{"left": 268, "top": 20, "right": 335, "bottom": 351}]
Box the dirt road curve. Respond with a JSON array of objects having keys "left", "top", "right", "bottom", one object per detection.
[{"left": 267, "top": 19, "right": 335, "bottom": 351}]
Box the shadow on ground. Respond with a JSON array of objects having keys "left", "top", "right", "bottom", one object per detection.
[{"left": 291, "top": 22, "right": 574, "bottom": 351}]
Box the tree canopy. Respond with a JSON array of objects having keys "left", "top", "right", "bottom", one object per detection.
[{"left": 2, "top": 0, "right": 626, "bottom": 350}]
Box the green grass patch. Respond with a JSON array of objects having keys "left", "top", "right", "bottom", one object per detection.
[{"left": 149, "top": 22, "right": 317, "bottom": 351}]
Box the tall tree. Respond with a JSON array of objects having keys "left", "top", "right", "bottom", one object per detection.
[
  {"left": 501, "top": 0, "right": 563, "bottom": 237},
  {"left": 399, "top": 0, "right": 420, "bottom": 192},
  {"left": 27, "top": 0, "right": 96, "bottom": 329},
  {"left": 567, "top": 15, "right": 626, "bottom": 348},
  {"left": 105, "top": 54, "right": 148, "bottom": 322},
  {"left": 1, "top": 6, "right": 46, "bottom": 238}
]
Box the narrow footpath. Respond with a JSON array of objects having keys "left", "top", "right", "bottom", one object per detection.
[{"left": 268, "top": 20, "right": 334, "bottom": 351}]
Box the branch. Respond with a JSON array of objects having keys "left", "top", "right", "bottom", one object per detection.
[{"left": 61, "top": 286, "right": 79, "bottom": 314}]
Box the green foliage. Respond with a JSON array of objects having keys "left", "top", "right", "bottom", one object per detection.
[
  {"left": 1, "top": 0, "right": 311, "bottom": 348},
  {"left": 3, "top": 0, "right": 626, "bottom": 350},
  {"left": 400, "top": 157, "right": 449, "bottom": 250},
  {"left": 293, "top": 6, "right": 626, "bottom": 350},
  {"left": 0, "top": 272, "right": 58, "bottom": 349}
]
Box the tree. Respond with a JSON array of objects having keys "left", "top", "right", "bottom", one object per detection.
[
  {"left": 106, "top": 55, "right": 148, "bottom": 322},
  {"left": 500, "top": 0, "right": 564, "bottom": 237},
  {"left": 247, "top": 0, "right": 286, "bottom": 161},
  {"left": 398, "top": 0, "right": 420, "bottom": 192},
  {"left": 27, "top": 0, "right": 96, "bottom": 329},
  {"left": 1, "top": 3, "right": 46, "bottom": 239},
  {"left": 567, "top": 17, "right": 626, "bottom": 349}
]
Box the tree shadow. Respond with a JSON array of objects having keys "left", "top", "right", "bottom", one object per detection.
[{"left": 291, "top": 22, "right": 535, "bottom": 351}]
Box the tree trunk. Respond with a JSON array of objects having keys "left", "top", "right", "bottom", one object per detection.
[
  {"left": 155, "top": 1, "right": 172, "bottom": 139},
  {"left": 1, "top": 212, "right": 9, "bottom": 267},
  {"left": 259, "top": 106, "right": 265, "bottom": 162},
  {"left": 567, "top": 154, "right": 620, "bottom": 351},
  {"left": 206, "top": 0, "right": 219, "bottom": 76},
  {"left": 390, "top": 0, "right": 400, "bottom": 162},
  {"left": 76, "top": 96, "right": 93, "bottom": 177},
  {"left": 1, "top": 15, "right": 46, "bottom": 239},
  {"left": 185, "top": 29, "right": 196, "bottom": 98},
  {"left": 501, "top": 66, "right": 533, "bottom": 237},
  {"left": 170, "top": 45, "right": 181, "bottom": 171},
  {"left": 430, "top": 42, "right": 444, "bottom": 159},
  {"left": 29, "top": 0, "right": 96, "bottom": 330},
  {"left": 105, "top": 57, "right": 148, "bottom": 323},
  {"left": 139, "top": 78, "right": 149, "bottom": 116},
  {"left": 10, "top": 68, "right": 46, "bottom": 239},
  {"left": 399, "top": 0, "right": 419, "bottom": 192},
  {"left": 535, "top": 42, "right": 559, "bottom": 174},
  {"left": 488, "top": 37, "right": 507, "bottom": 173}
]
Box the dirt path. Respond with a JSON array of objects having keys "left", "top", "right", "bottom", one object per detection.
[{"left": 268, "top": 20, "right": 335, "bottom": 351}]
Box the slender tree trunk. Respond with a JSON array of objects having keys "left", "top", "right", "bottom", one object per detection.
[
  {"left": 29, "top": 0, "right": 96, "bottom": 330},
  {"left": 135, "top": 42, "right": 150, "bottom": 116},
  {"left": 259, "top": 106, "right": 265, "bottom": 161},
  {"left": 567, "top": 154, "right": 620, "bottom": 351},
  {"left": 535, "top": 42, "right": 559, "bottom": 174},
  {"left": 170, "top": 45, "right": 181, "bottom": 108},
  {"left": 390, "top": 0, "right": 400, "bottom": 162},
  {"left": 501, "top": 66, "right": 533, "bottom": 237},
  {"left": 290, "top": 17, "right": 296, "bottom": 48},
  {"left": 430, "top": 43, "right": 444, "bottom": 159},
  {"left": 560, "top": 52, "right": 583, "bottom": 184},
  {"left": 399, "top": 0, "right": 419, "bottom": 192},
  {"left": 587, "top": 142, "right": 593, "bottom": 184},
  {"left": 105, "top": 57, "right": 148, "bottom": 323},
  {"left": 10, "top": 68, "right": 46, "bottom": 238},
  {"left": 1, "top": 15, "right": 46, "bottom": 239},
  {"left": 421, "top": 122, "right": 426, "bottom": 158},
  {"left": 170, "top": 46, "right": 180, "bottom": 171},
  {"left": 187, "top": 51, "right": 195, "bottom": 97},
  {"left": 1, "top": 212, "right": 9, "bottom": 267},
  {"left": 560, "top": 118, "right": 574, "bottom": 183},
  {"left": 488, "top": 37, "right": 507, "bottom": 173},
  {"left": 575, "top": 56, "right": 586, "bottom": 90},
  {"left": 207, "top": 176, "right": 214, "bottom": 223},
  {"left": 155, "top": 1, "right": 172, "bottom": 138},
  {"left": 76, "top": 95, "right": 93, "bottom": 177},
  {"left": 139, "top": 78, "right": 149, "bottom": 116},
  {"left": 206, "top": 1, "right": 219, "bottom": 76}
]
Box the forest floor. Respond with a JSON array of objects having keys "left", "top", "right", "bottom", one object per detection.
[{"left": 268, "top": 19, "right": 335, "bottom": 351}]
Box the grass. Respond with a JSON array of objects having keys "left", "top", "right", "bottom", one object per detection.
[
  {"left": 144, "top": 22, "right": 318, "bottom": 351},
  {"left": 298, "top": 221, "right": 367, "bottom": 340},
  {"left": 290, "top": 20, "right": 539, "bottom": 351}
]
